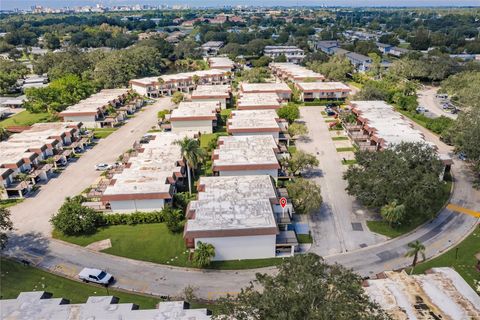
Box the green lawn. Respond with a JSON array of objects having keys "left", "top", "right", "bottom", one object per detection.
[
  {"left": 411, "top": 227, "right": 480, "bottom": 289},
  {"left": 92, "top": 128, "right": 118, "bottom": 139},
  {"left": 53, "top": 223, "right": 283, "bottom": 270},
  {"left": 341, "top": 159, "right": 357, "bottom": 165},
  {"left": 0, "top": 258, "right": 160, "bottom": 308},
  {"left": 367, "top": 179, "right": 453, "bottom": 238},
  {"left": 0, "top": 198, "right": 24, "bottom": 209},
  {"left": 336, "top": 147, "right": 355, "bottom": 152},
  {"left": 325, "top": 119, "right": 337, "bottom": 123},
  {"left": 199, "top": 132, "right": 227, "bottom": 149},
  {"left": 0, "top": 111, "right": 50, "bottom": 128},
  {"left": 297, "top": 234, "right": 313, "bottom": 244},
  {"left": 332, "top": 136, "right": 349, "bottom": 141}
]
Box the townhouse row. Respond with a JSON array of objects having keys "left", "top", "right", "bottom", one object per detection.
[
  {"left": 59, "top": 89, "right": 144, "bottom": 128},
  {"left": 0, "top": 122, "right": 86, "bottom": 199},
  {"left": 129, "top": 69, "right": 232, "bottom": 98}
]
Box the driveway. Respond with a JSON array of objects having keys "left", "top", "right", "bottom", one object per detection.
[
  {"left": 8, "top": 98, "right": 174, "bottom": 235},
  {"left": 418, "top": 86, "right": 457, "bottom": 120},
  {"left": 295, "top": 108, "right": 387, "bottom": 256}
]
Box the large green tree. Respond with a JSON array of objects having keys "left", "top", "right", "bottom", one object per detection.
[
  {"left": 344, "top": 142, "right": 446, "bottom": 225},
  {"left": 277, "top": 104, "right": 300, "bottom": 124},
  {"left": 0, "top": 208, "right": 14, "bottom": 250},
  {"left": 281, "top": 150, "right": 319, "bottom": 176},
  {"left": 308, "top": 55, "right": 353, "bottom": 82},
  {"left": 215, "top": 254, "right": 389, "bottom": 320},
  {"left": 286, "top": 178, "right": 322, "bottom": 215},
  {"left": 0, "top": 60, "right": 29, "bottom": 94}
]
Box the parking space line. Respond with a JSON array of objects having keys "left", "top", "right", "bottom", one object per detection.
[{"left": 447, "top": 204, "right": 480, "bottom": 218}]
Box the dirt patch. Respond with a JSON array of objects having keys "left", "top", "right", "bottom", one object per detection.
[{"left": 85, "top": 239, "right": 112, "bottom": 251}]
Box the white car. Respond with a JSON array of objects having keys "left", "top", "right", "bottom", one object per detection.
[
  {"left": 95, "top": 163, "right": 112, "bottom": 171},
  {"left": 78, "top": 268, "right": 114, "bottom": 286}
]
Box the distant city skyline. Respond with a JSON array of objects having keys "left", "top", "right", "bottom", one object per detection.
[{"left": 2, "top": 0, "right": 480, "bottom": 10}]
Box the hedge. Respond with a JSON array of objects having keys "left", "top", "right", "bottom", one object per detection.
[
  {"left": 98, "top": 210, "right": 165, "bottom": 226},
  {"left": 304, "top": 99, "right": 344, "bottom": 106}
]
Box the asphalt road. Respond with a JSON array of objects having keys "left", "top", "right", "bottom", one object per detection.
[
  {"left": 418, "top": 86, "right": 458, "bottom": 120},
  {"left": 8, "top": 98, "right": 173, "bottom": 235},
  {"left": 3, "top": 103, "right": 479, "bottom": 300}
]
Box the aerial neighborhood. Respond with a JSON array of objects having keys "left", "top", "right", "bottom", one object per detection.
[{"left": 0, "top": 3, "right": 479, "bottom": 320}]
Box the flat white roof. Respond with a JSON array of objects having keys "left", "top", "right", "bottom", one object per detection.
[
  {"left": 237, "top": 93, "right": 281, "bottom": 109},
  {"left": 297, "top": 81, "right": 350, "bottom": 92},
  {"left": 228, "top": 109, "right": 280, "bottom": 131},
  {"left": 208, "top": 56, "right": 234, "bottom": 69},
  {"left": 351, "top": 100, "right": 430, "bottom": 148},
  {"left": 365, "top": 268, "right": 480, "bottom": 320},
  {"left": 170, "top": 101, "right": 218, "bottom": 120},
  {"left": 130, "top": 69, "right": 229, "bottom": 86},
  {"left": 264, "top": 46, "right": 304, "bottom": 53},
  {"left": 191, "top": 85, "right": 231, "bottom": 99},
  {"left": 0, "top": 292, "right": 211, "bottom": 320},
  {"left": 240, "top": 82, "right": 291, "bottom": 94},
  {"left": 186, "top": 175, "right": 278, "bottom": 232},
  {"left": 270, "top": 63, "right": 324, "bottom": 80},
  {"left": 213, "top": 135, "right": 279, "bottom": 168},
  {"left": 0, "top": 122, "right": 81, "bottom": 166},
  {"left": 102, "top": 132, "right": 193, "bottom": 199},
  {"left": 59, "top": 89, "right": 129, "bottom": 116}
]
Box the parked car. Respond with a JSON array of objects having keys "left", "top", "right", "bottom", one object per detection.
[
  {"left": 78, "top": 268, "right": 114, "bottom": 286},
  {"left": 95, "top": 163, "right": 113, "bottom": 171},
  {"left": 416, "top": 106, "right": 428, "bottom": 113},
  {"left": 74, "top": 147, "right": 83, "bottom": 153},
  {"left": 458, "top": 152, "right": 467, "bottom": 161},
  {"left": 325, "top": 107, "right": 336, "bottom": 116}
]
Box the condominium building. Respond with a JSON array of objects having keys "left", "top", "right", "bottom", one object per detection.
[
  {"left": 212, "top": 135, "right": 281, "bottom": 178},
  {"left": 264, "top": 46, "right": 305, "bottom": 64},
  {"left": 206, "top": 56, "right": 235, "bottom": 71},
  {"left": 364, "top": 268, "right": 480, "bottom": 320},
  {"left": 270, "top": 63, "right": 325, "bottom": 83},
  {"left": 58, "top": 89, "right": 136, "bottom": 128},
  {"left": 345, "top": 101, "right": 431, "bottom": 151},
  {"left": 200, "top": 41, "right": 224, "bottom": 56},
  {"left": 237, "top": 93, "right": 282, "bottom": 110},
  {"left": 184, "top": 175, "right": 297, "bottom": 260},
  {"left": 170, "top": 101, "right": 219, "bottom": 134},
  {"left": 101, "top": 132, "right": 190, "bottom": 213},
  {"left": 239, "top": 82, "right": 292, "bottom": 101},
  {"left": 295, "top": 82, "right": 351, "bottom": 101},
  {"left": 227, "top": 109, "right": 286, "bottom": 140},
  {"left": 1, "top": 292, "right": 212, "bottom": 319},
  {"left": 191, "top": 85, "right": 231, "bottom": 109},
  {"left": 130, "top": 69, "right": 231, "bottom": 98},
  {"left": 0, "top": 122, "right": 84, "bottom": 199}
]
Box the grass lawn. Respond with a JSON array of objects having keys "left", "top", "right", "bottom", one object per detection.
[
  {"left": 297, "top": 234, "right": 313, "bottom": 244},
  {"left": 53, "top": 223, "right": 283, "bottom": 270},
  {"left": 199, "top": 132, "right": 227, "bottom": 149},
  {"left": 332, "top": 136, "right": 349, "bottom": 141},
  {"left": 0, "top": 258, "right": 160, "bottom": 309},
  {"left": 0, "top": 111, "right": 50, "bottom": 128},
  {"left": 325, "top": 119, "right": 337, "bottom": 123},
  {"left": 367, "top": 178, "right": 453, "bottom": 238},
  {"left": 336, "top": 147, "right": 355, "bottom": 152},
  {"left": 92, "top": 128, "right": 118, "bottom": 139},
  {"left": 341, "top": 159, "right": 357, "bottom": 165},
  {"left": 410, "top": 227, "right": 480, "bottom": 289},
  {"left": 0, "top": 198, "right": 24, "bottom": 209}
]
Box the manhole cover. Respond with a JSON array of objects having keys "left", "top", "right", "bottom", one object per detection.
[{"left": 351, "top": 222, "right": 363, "bottom": 231}]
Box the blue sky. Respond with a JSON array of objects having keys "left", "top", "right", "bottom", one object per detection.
[{"left": 2, "top": 0, "right": 480, "bottom": 10}]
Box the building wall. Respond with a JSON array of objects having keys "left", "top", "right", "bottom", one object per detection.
[
  {"left": 191, "top": 97, "right": 227, "bottom": 109},
  {"left": 231, "top": 131, "right": 279, "bottom": 140},
  {"left": 171, "top": 120, "right": 213, "bottom": 134},
  {"left": 131, "top": 84, "right": 149, "bottom": 96},
  {"left": 301, "top": 91, "right": 349, "bottom": 101},
  {"left": 108, "top": 199, "right": 165, "bottom": 213},
  {"left": 219, "top": 168, "right": 278, "bottom": 178},
  {"left": 196, "top": 234, "right": 276, "bottom": 260},
  {"left": 63, "top": 115, "right": 97, "bottom": 128}
]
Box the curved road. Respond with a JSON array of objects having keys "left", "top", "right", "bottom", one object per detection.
[{"left": 3, "top": 104, "right": 479, "bottom": 300}]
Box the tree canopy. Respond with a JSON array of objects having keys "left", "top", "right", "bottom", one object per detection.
[
  {"left": 308, "top": 55, "right": 353, "bottom": 82},
  {"left": 343, "top": 142, "right": 447, "bottom": 225},
  {"left": 286, "top": 178, "right": 323, "bottom": 215},
  {"left": 50, "top": 196, "right": 101, "bottom": 235},
  {"left": 0, "top": 208, "right": 14, "bottom": 250},
  {"left": 215, "top": 254, "right": 389, "bottom": 320}
]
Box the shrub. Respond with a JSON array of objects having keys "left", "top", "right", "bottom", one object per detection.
[
  {"left": 51, "top": 196, "right": 101, "bottom": 235},
  {"left": 99, "top": 211, "right": 165, "bottom": 226},
  {"left": 163, "top": 206, "right": 185, "bottom": 233}
]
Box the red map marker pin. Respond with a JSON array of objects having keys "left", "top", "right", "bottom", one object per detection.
[{"left": 279, "top": 197, "right": 287, "bottom": 208}]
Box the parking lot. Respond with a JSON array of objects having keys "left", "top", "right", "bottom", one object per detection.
[{"left": 417, "top": 86, "right": 458, "bottom": 120}]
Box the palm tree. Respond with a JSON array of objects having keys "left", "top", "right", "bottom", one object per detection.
[
  {"left": 44, "top": 157, "right": 57, "bottom": 169},
  {"left": 380, "top": 201, "right": 406, "bottom": 227},
  {"left": 173, "top": 137, "right": 206, "bottom": 194},
  {"left": 192, "top": 241, "right": 215, "bottom": 268},
  {"left": 405, "top": 240, "right": 426, "bottom": 274}
]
